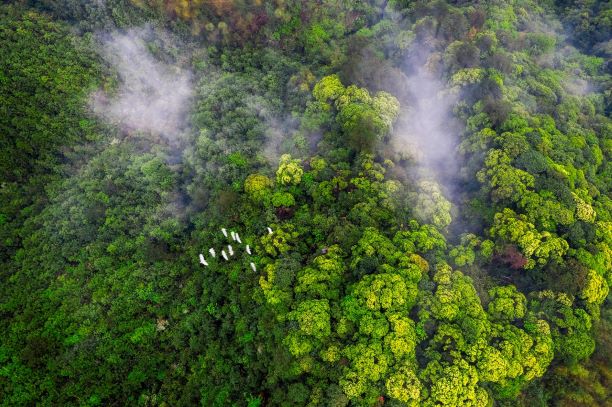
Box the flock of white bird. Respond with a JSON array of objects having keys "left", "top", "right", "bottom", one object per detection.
[{"left": 198, "top": 227, "right": 273, "bottom": 272}]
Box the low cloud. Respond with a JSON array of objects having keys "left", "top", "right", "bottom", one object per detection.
[
  {"left": 90, "top": 27, "right": 193, "bottom": 142},
  {"left": 392, "top": 52, "right": 461, "bottom": 188}
]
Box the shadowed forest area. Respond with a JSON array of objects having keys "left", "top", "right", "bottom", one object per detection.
[{"left": 0, "top": 0, "right": 610, "bottom": 406}]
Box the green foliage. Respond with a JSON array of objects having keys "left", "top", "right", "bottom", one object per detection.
[
  {"left": 0, "top": 6, "right": 100, "bottom": 183},
  {"left": 276, "top": 154, "right": 304, "bottom": 186},
  {"left": 271, "top": 192, "right": 295, "bottom": 208},
  {"left": 580, "top": 269, "right": 609, "bottom": 305},
  {"left": 244, "top": 173, "right": 273, "bottom": 202},
  {"left": 490, "top": 208, "right": 569, "bottom": 269},
  {"left": 0, "top": 5, "right": 102, "bottom": 265},
  {"left": 477, "top": 149, "right": 535, "bottom": 203},
  {"left": 385, "top": 365, "right": 422, "bottom": 405},
  {"left": 530, "top": 291, "right": 596, "bottom": 363},
  {"left": 313, "top": 74, "right": 400, "bottom": 152},
  {"left": 413, "top": 181, "right": 452, "bottom": 230},
  {"left": 488, "top": 285, "right": 526, "bottom": 322},
  {"left": 1, "top": 0, "right": 610, "bottom": 405}
]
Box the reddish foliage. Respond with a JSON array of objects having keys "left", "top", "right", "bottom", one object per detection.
[
  {"left": 497, "top": 245, "right": 528, "bottom": 269},
  {"left": 252, "top": 12, "right": 269, "bottom": 31},
  {"left": 275, "top": 206, "right": 295, "bottom": 220},
  {"left": 470, "top": 9, "right": 486, "bottom": 29}
]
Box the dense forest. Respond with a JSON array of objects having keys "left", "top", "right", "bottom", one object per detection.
[{"left": 0, "top": 0, "right": 610, "bottom": 405}]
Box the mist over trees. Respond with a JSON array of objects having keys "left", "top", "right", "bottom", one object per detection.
[{"left": 0, "top": 1, "right": 610, "bottom": 406}]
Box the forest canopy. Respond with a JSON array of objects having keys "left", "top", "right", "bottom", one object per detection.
[{"left": 0, "top": 0, "right": 610, "bottom": 406}]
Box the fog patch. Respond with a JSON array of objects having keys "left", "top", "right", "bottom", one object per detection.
[
  {"left": 392, "top": 53, "right": 461, "bottom": 189},
  {"left": 565, "top": 76, "right": 593, "bottom": 96},
  {"left": 90, "top": 27, "right": 193, "bottom": 144},
  {"left": 245, "top": 96, "right": 301, "bottom": 165}
]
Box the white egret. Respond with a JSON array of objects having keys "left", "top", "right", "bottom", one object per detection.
[{"left": 199, "top": 254, "right": 208, "bottom": 266}]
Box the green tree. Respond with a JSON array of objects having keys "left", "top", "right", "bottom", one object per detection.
[
  {"left": 490, "top": 208, "right": 569, "bottom": 269},
  {"left": 313, "top": 74, "right": 399, "bottom": 152},
  {"left": 244, "top": 173, "right": 273, "bottom": 202},
  {"left": 276, "top": 154, "right": 303, "bottom": 186}
]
